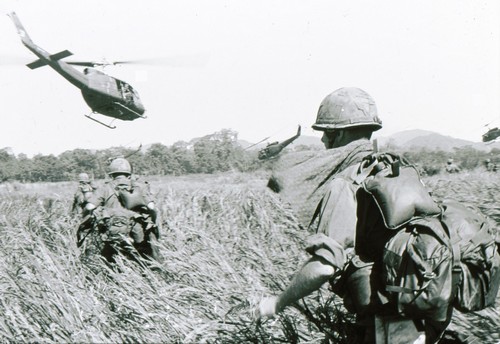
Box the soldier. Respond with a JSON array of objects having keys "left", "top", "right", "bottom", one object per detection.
[
  {"left": 484, "top": 158, "right": 495, "bottom": 172},
  {"left": 82, "top": 157, "right": 162, "bottom": 263},
  {"left": 256, "top": 88, "right": 436, "bottom": 343},
  {"left": 71, "top": 172, "right": 96, "bottom": 214},
  {"left": 414, "top": 163, "right": 427, "bottom": 177},
  {"left": 445, "top": 158, "right": 461, "bottom": 173}
]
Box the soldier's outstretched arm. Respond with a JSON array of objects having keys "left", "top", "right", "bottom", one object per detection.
[
  {"left": 85, "top": 202, "right": 97, "bottom": 212},
  {"left": 146, "top": 201, "right": 161, "bottom": 238},
  {"left": 256, "top": 255, "right": 336, "bottom": 319},
  {"left": 71, "top": 195, "right": 79, "bottom": 213}
]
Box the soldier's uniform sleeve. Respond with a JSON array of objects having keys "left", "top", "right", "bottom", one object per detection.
[
  {"left": 137, "top": 180, "right": 154, "bottom": 204},
  {"left": 71, "top": 191, "right": 81, "bottom": 212},
  {"left": 305, "top": 177, "right": 358, "bottom": 270},
  {"left": 87, "top": 184, "right": 108, "bottom": 207}
]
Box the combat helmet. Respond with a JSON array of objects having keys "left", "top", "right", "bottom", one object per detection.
[
  {"left": 78, "top": 172, "right": 90, "bottom": 182},
  {"left": 108, "top": 157, "right": 132, "bottom": 175},
  {"left": 312, "top": 87, "right": 382, "bottom": 131}
]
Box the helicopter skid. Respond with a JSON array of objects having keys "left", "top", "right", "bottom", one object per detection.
[{"left": 85, "top": 114, "right": 116, "bottom": 129}]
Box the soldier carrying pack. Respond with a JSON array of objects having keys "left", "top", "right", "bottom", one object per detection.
[{"left": 332, "top": 152, "right": 500, "bottom": 343}]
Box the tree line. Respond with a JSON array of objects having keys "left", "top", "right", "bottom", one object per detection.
[
  {"left": 0, "top": 129, "right": 262, "bottom": 183},
  {"left": 1, "top": 129, "right": 499, "bottom": 183}
]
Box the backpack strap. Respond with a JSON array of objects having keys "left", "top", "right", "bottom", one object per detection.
[
  {"left": 353, "top": 152, "right": 404, "bottom": 185},
  {"left": 308, "top": 197, "right": 323, "bottom": 230},
  {"left": 353, "top": 158, "right": 378, "bottom": 185},
  {"left": 438, "top": 211, "right": 464, "bottom": 303}
]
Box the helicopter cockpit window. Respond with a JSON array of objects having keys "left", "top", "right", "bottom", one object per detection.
[
  {"left": 118, "top": 81, "right": 134, "bottom": 102},
  {"left": 128, "top": 86, "right": 140, "bottom": 99}
]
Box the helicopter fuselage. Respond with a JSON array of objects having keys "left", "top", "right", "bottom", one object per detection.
[
  {"left": 9, "top": 12, "right": 145, "bottom": 122},
  {"left": 482, "top": 127, "right": 500, "bottom": 143},
  {"left": 258, "top": 125, "right": 302, "bottom": 160},
  {"left": 81, "top": 68, "right": 145, "bottom": 120}
]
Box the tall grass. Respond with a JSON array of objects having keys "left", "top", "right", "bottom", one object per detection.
[{"left": 0, "top": 170, "right": 498, "bottom": 343}]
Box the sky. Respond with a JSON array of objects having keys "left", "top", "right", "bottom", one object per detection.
[{"left": 0, "top": 0, "right": 499, "bottom": 156}]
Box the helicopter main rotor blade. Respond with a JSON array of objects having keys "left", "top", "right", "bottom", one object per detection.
[
  {"left": 0, "top": 55, "right": 31, "bottom": 65},
  {"left": 112, "top": 54, "right": 210, "bottom": 68},
  {"left": 65, "top": 53, "right": 210, "bottom": 68},
  {"left": 66, "top": 61, "right": 106, "bottom": 67},
  {"left": 245, "top": 137, "right": 271, "bottom": 150}
]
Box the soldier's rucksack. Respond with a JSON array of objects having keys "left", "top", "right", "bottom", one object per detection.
[
  {"left": 99, "top": 207, "right": 144, "bottom": 244},
  {"left": 353, "top": 152, "right": 500, "bottom": 322},
  {"left": 440, "top": 200, "right": 500, "bottom": 312}
]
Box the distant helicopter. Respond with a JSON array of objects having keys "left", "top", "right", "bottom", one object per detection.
[
  {"left": 482, "top": 126, "right": 500, "bottom": 143},
  {"left": 257, "top": 125, "right": 301, "bottom": 160},
  {"left": 8, "top": 12, "right": 146, "bottom": 129}
]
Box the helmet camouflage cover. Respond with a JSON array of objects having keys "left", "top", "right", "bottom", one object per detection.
[
  {"left": 312, "top": 87, "right": 382, "bottom": 131},
  {"left": 78, "top": 173, "right": 90, "bottom": 182},
  {"left": 108, "top": 157, "right": 132, "bottom": 175}
]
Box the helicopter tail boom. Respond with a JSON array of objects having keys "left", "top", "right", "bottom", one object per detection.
[
  {"left": 26, "top": 50, "right": 73, "bottom": 69},
  {"left": 8, "top": 12, "right": 33, "bottom": 46},
  {"left": 8, "top": 12, "right": 75, "bottom": 69}
]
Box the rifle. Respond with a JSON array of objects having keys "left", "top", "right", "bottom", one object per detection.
[{"left": 76, "top": 213, "right": 96, "bottom": 247}]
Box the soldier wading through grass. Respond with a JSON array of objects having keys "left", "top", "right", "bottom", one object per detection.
[
  {"left": 256, "top": 87, "right": 458, "bottom": 343},
  {"left": 71, "top": 172, "right": 97, "bottom": 214},
  {"left": 79, "top": 157, "right": 162, "bottom": 265}
]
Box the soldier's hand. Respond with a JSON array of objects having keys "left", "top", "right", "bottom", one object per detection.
[
  {"left": 85, "top": 203, "right": 96, "bottom": 212},
  {"left": 254, "top": 296, "right": 278, "bottom": 321}
]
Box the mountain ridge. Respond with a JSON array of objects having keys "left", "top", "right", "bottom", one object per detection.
[
  {"left": 241, "top": 129, "right": 500, "bottom": 152},
  {"left": 376, "top": 129, "right": 499, "bottom": 152}
]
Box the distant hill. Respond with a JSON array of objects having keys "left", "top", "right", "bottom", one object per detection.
[
  {"left": 144, "top": 129, "right": 500, "bottom": 154},
  {"left": 377, "top": 129, "right": 500, "bottom": 152},
  {"left": 241, "top": 129, "right": 500, "bottom": 153}
]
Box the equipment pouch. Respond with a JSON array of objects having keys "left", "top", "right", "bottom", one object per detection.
[
  {"left": 118, "top": 188, "right": 147, "bottom": 210},
  {"left": 383, "top": 218, "right": 454, "bottom": 322},
  {"left": 360, "top": 153, "right": 441, "bottom": 229},
  {"left": 331, "top": 256, "right": 378, "bottom": 315},
  {"left": 101, "top": 207, "right": 136, "bottom": 242}
]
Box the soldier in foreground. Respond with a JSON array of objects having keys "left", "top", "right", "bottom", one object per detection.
[
  {"left": 256, "top": 88, "right": 440, "bottom": 343},
  {"left": 257, "top": 87, "right": 383, "bottom": 341},
  {"left": 80, "top": 157, "right": 162, "bottom": 264},
  {"left": 71, "top": 172, "right": 96, "bottom": 214}
]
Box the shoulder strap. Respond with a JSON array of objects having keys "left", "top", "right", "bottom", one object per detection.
[
  {"left": 308, "top": 197, "right": 323, "bottom": 230},
  {"left": 353, "top": 152, "right": 404, "bottom": 185}
]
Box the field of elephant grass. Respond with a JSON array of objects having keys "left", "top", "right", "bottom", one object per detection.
[{"left": 0, "top": 169, "right": 499, "bottom": 343}]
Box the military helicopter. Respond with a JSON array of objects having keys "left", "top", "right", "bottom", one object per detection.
[
  {"left": 482, "top": 126, "right": 500, "bottom": 143},
  {"left": 8, "top": 12, "right": 146, "bottom": 129},
  {"left": 257, "top": 125, "right": 301, "bottom": 160}
]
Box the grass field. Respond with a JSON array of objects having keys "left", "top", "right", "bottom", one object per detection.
[{"left": 0, "top": 169, "right": 498, "bottom": 343}]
